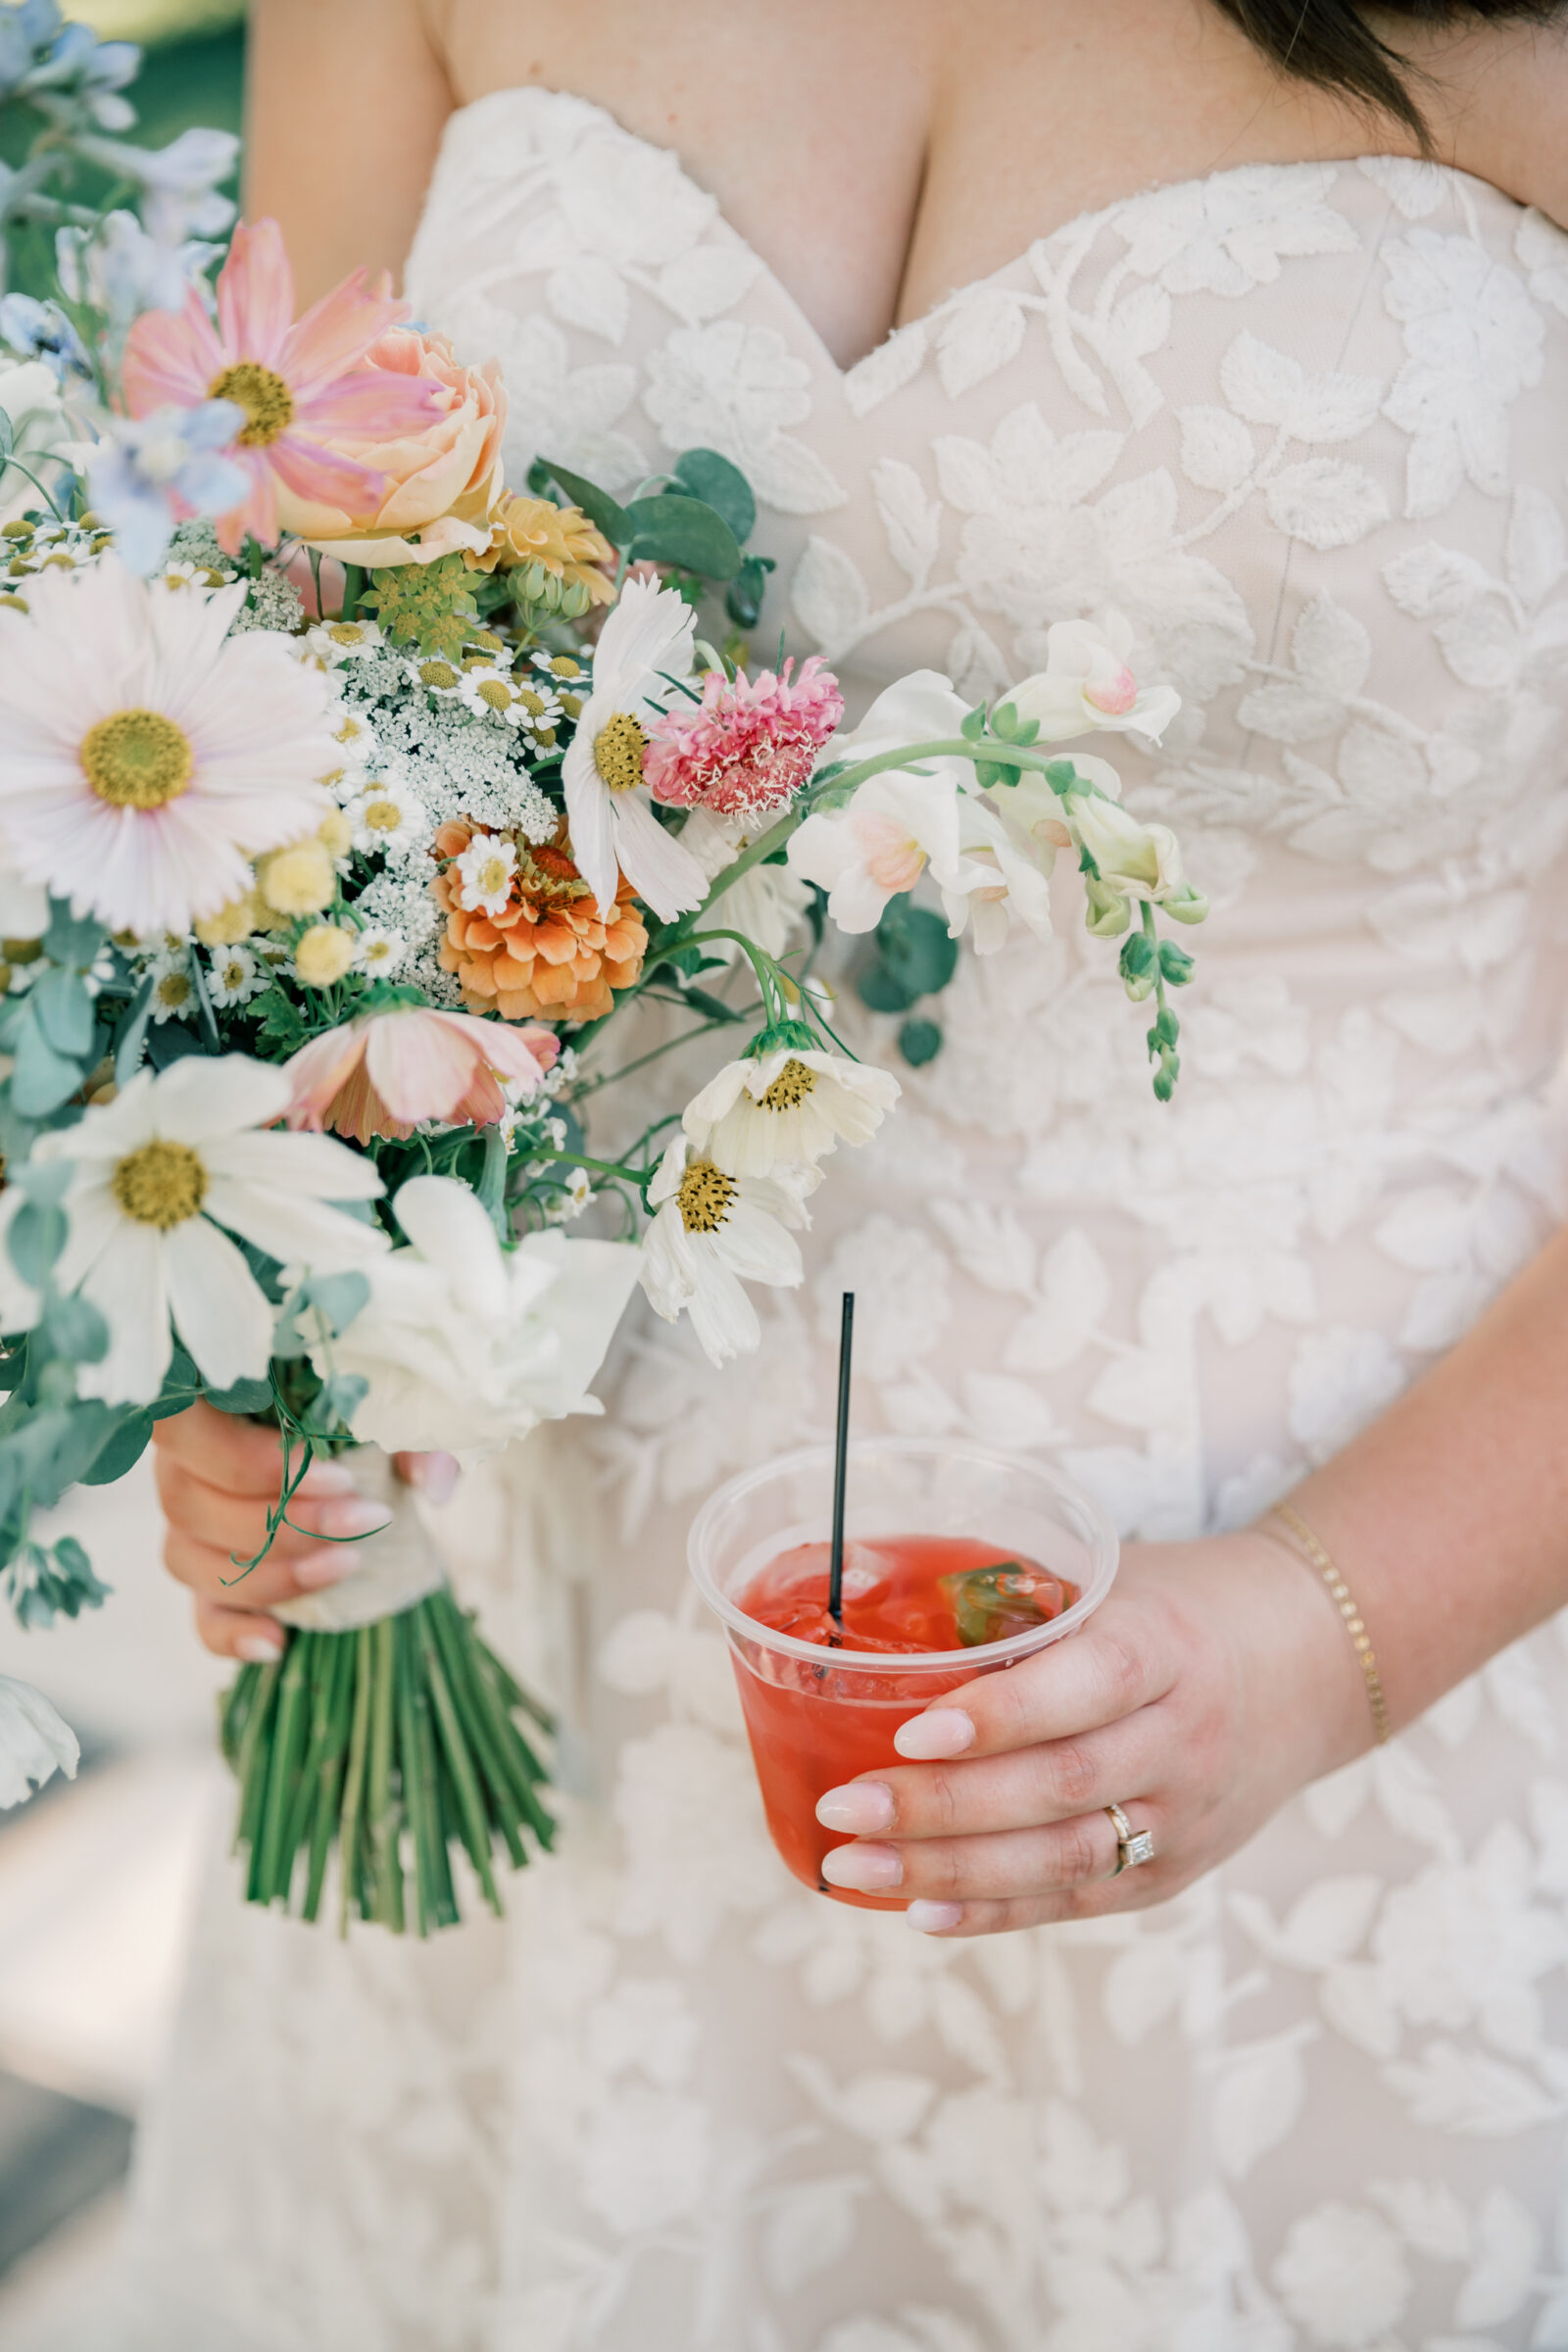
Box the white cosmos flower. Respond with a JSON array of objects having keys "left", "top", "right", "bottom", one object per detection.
[
  {"left": 313, "top": 1174, "right": 642, "bottom": 1457},
  {"left": 560, "top": 576, "right": 708, "bottom": 922},
  {"left": 0, "top": 555, "right": 341, "bottom": 936},
  {"left": 682, "top": 1047, "right": 900, "bottom": 1178},
  {"left": 1004, "top": 611, "right": 1182, "bottom": 745},
  {"left": 639, "top": 1135, "right": 804, "bottom": 1366},
  {"left": 0, "top": 1673, "right": 78, "bottom": 1808},
  {"left": 0, "top": 1055, "right": 387, "bottom": 1406}
]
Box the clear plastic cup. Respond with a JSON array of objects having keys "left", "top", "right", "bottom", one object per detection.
[{"left": 688, "top": 1436, "right": 1119, "bottom": 1908}]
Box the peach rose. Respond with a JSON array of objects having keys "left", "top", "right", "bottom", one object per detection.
[{"left": 277, "top": 327, "right": 507, "bottom": 567}]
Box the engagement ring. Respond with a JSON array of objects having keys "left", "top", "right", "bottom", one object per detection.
[{"left": 1106, "top": 1803, "right": 1154, "bottom": 1874}]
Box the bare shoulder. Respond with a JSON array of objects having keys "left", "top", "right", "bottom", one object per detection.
[{"left": 1399, "top": 13, "right": 1568, "bottom": 222}]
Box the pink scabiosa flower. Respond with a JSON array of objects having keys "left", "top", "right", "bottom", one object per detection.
[
  {"left": 284, "top": 1005, "right": 559, "bottom": 1147},
  {"left": 644, "top": 656, "right": 845, "bottom": 822},
  {"left": 121, "top": 218, "right": 441, "bottom": 555}
]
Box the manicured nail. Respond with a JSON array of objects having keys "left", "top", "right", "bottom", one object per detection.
[
  {"left": 314, "top": 1496, "right": 393, "bottom": 1540},
  {"left": 895, "top": 1709, "right": 975, "bottom": 1760},
  {"left": 907, "top": 1900, "right": 963, "bottom": 1934},
  {"left": 292, "top": 1545, "right": 365, "bottom": 1590},
  {"left": 407, "top": 1451, "right": 459, "bottom": 1504},
  {"left": 816, "top": 1781, "right": 895, "bottom": 1835},
  {"left": 820, "top": 1841, "right": 903, "bottom": 1892},
  {"left": 235, "top": 1633, "right": 284, "bottom": 1663},
  {"left": 294, "top": 1459, "right": 360, "bottom": 1497}
]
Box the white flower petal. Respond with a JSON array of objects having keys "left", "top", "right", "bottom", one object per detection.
[
  {"left": 561, "top": 735, "right": 621, "bottom": 917},
  {"left": 0, "top": 1674, "right": 78, "bottom": 1808},
  {"left": 205, "top": 1128, "right": 385, "bottom": 1201},
  {"left": 76, "top": 1218, "right": 170, "bottom": 1405},
  {"left": 163, "top": 1214, "right": 273, "bottom": 1390},
  {"left": 713, "top": 1197, "right": 804, "bottom": 1290},
  {"left": 202, "top": 1176, "right": 386, "bottom": 1270},
  {"left": 611, "top": 791, "right": 709, "bottom": 922},
  {"left": 143, "top": 1053, "right": 293, "bottom": 1145}
]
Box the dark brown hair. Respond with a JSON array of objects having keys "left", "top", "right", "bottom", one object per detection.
[{"left": 1211, "top": 0, "right": 1566, "bottom": 146}]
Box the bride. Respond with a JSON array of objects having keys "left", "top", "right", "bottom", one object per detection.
[{"left": 119, "top": 1, "right": 1568, "bottom": 2345}]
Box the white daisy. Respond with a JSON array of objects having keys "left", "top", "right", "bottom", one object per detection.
[
  {"left": 353, "top": 924, "right": 406, "bottom": 978},
  {"left": 346, "top": 775, "right": 430, "bottom": 859},
  {"left": 458, "top": 662, "right": 526, "bottom": 728},
  {"left": 560, "top": 576, "right": 709, "bottom": 922},
  {"left": 0, "top": 1054, "right": 387, "bottom": 1405},
  {"left": 638, "top": 1135, "right": 804, "bottom": 1367},
  {"left": 147, "top": 949, "right": 197, "bottom": 1024},
  {"left": 453, "top": 830, "right": 517, "bottom": 916},
  {"left": 0, "top": 555, "right": 339, "bottom": 936},
  {"left": 328, "top": 708, "right": 379, "bottom": 772},
  {"left": 303, "top": 617, "right": 385, "bottom": 666},
  {"left": 405, "top": 653, "right": 466, "bottom": 700},
  {"left": 206, "top": 942, "right": 266, "bottom": 1006},
  {"left": 682, "top": 1048, "right": 901, "bottom": 1179}
]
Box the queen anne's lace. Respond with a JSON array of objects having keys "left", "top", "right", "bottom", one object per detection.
[{"left": 120, "top": 94, "right": 1568, "bottom": 2352}]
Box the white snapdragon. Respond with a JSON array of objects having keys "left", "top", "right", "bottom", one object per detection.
[
  {"left": 683, "top": 1047, "right": 900, "bottom": 1179},
  {"left": 639, "top": 1136, "right": 805, "bottom": 1366},
  {"left": 680, "top": 806, "right": 810, "bottom": 961},
  {"left": 787, "top": 768, "right": 980, "bottom": 933},
  {"left": 1004, "top": 611, "right": 1182, "bottom": 745}
]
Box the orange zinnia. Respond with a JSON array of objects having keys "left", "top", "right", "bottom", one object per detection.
[{"left": 432, "top": 819, "right": 647, "bottom": 1022}]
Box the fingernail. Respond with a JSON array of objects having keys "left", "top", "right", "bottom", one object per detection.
[
  {"left": 407, "top": 1451, "right": 459, "bottom": 1504},
  {"left": 314, "top": 1497, "right": 393, "bottom": 1540},
  {"left": 815, "top": 1781, "right": 895, "bottom": 1835},
  {"left": 907, "top": 1900, "right": 963, "bottom": 1934},
  {"left": 820, "top": 1841, "right": 903, "bottom": 1892},
  {"left": 292, "top": 1545, "right": 365, "bottom": 1590},
  {"left": 895, "top": 1709, "right": 975, "bottom": 1760},
  {"left": 235, "top": 1633, "right": 284, "bottom": 1663},
  {"left": 295, "top": 1459, "right": 359, "bottom": 1497}
]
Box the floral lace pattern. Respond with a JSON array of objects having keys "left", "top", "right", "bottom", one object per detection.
[{"left": 123, "top": 90, "right": 1568, "bottom": 2351}]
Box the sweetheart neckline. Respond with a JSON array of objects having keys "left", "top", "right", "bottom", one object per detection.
[{"left": 435, "top": 82, "right": 1509, "bottom": 384}]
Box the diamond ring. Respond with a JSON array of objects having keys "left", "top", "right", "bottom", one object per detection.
[{"left": 1105, "top": 1802, "right": 1154, "bottom": 1874}]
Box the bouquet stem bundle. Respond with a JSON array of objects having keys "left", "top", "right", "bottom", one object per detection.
[{"left": 220, "top": 1589, "right": 554, "bottom": 1936}]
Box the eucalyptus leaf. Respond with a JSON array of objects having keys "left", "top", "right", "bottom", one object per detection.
[
  {"left": 31, "top": 963, "right": 93, "bottom": 1057},
  {"left": 624, "top": 494, "right": 743, "bottom": 579},
  {"left": 205, "top": 1376, "right": 274, "bottom": 1416},
  {"left": 671, "top": 448, "right": 756, "bottom": 544},
  {"left": 301, "top": 1268, "right": 369, "bottom": 1338},
  {"left": 42, "top": 899, "right": 105, "bottom": 970},
  {"left": 875, "top": 898, "right": 958, "bottom": 1000},
  {"left": 79, "top": 1408, "right": 155, "bottom": 1485},
  {"left": 40, "top": 1289, "right": 107, "bottom": 1363},
  {"left": 145, "top": 1020, "right": 206, "bottom": 1069},
  {"left": 11, "top": 1012, "right": 83, "bottom": 1115},
  {"left": 7, "top": 1197, "right": 66, "bottom": 1286},
  {"left": 724, "top": 554, "right": 772, "bottom": 631},
  {"left": 856, "top": 961, "right": 916, "bottom": 1016},
  {"left": 898, "top": 1017, "right": 944, "bottom": 1067},
  {"left": 537, "top": 459, "right": 633, "bottom": 548}
]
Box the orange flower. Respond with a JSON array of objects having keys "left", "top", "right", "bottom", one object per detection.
[
  {"left": 470, "top": 494, "right": 617, "bottom": 607},
  {"left": 432, "top": 819, "right": 647, "bottom": 1023}
]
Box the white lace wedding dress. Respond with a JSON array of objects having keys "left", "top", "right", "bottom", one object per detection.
[{"left": 114, "top": 91, "right": 1568, "bottom": 2352}]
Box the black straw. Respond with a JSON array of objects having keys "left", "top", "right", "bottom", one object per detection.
[{"left": 827, "top": 1292, "right": 855, "bottom": 1642}]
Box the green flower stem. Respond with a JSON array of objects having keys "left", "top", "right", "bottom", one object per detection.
[
  {"left": 337, "top": 1624, "right": 373, "bottom": 1935},
  {"left": 677, "top": 929, "right": 788, "bottom": 1024},
  {"left": 339, "top": 564, "right": 366, "bottom": 624}
]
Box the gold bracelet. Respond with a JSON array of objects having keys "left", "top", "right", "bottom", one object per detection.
[{"left": 1264, "top": 1501, "right": 1391, "bottom": 1746}]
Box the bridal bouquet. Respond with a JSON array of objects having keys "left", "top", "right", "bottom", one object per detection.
[{"left": 0, "top": 7, "right": 1205, "bottom": 1930}]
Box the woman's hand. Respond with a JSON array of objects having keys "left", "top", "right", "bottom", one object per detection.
[
  {"left": 813, "top": 1530, "right": 1374, "bottom": 1936},
  {"left": 151, "top": 1400, "right": 458, "bottom": 1663}
]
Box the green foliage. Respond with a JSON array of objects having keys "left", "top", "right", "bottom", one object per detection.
[
  {"left": 535, "top": 459, "right": 632, "bottom": 548},
  {"left": 624, "top": 493, "right": 742, "bottom": 579},
  {"left": 670, "top": 447, "right": 756, "bottom": 542},
  {"left": 361, "top": 554, "right": 480, "bottom": 661},
  {"left": 898, "top": 1017, "right": 943, "bottom": 1067}
]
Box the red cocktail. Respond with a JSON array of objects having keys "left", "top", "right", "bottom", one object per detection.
[{"left": 688, "top": 1440, "right": 1119, "bottom": 1909}]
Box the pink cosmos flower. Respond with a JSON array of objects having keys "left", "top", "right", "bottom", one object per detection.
[
  {"left": 121, "top": 219, "right": 441, "bottom": 554},
  {"left": 284, "top": 1007, "right": 559, "bottom": 1148},
  {"left": 644, "top": 656, "right": 845, "bottom": 822}
]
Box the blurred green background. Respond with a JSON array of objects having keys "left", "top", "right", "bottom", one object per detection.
[{"left": 6, "top": 0, "right": 245, "bottom": 297}]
